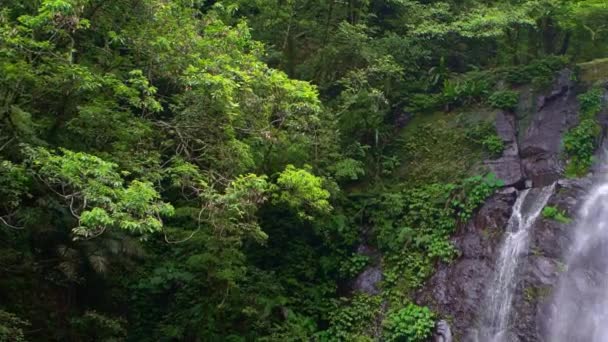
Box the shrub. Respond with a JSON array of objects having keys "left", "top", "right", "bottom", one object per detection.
[
  {"left": 383, "top": 304, "right": 435, "bottom": 342},
  {"left": 0, "top": 310, "right": 29, "bottom": 342},
  {"left": 339, "top": 253, "right": 370, "bottom": 279},
  {"left": 407, "top": 93, "right": 443, "bottom": 113},
  {"left": 441, "top": 79, "right": 490, "bottom": 109},
  {"left": 317, "top": 295, "right": 382, "bottom": 341},
  {"left": 564, "top": 88, "right": 603, "bottom": 177},
  {"left": 505, "top": 56, "right": 567, "bottom": 85},
  {"left": 578, "top": 88, "right": 603, "bottom": 118},
  {"left": 482, "top": 134, "right": 506, "bottom": 158},
  {"left": 488, "top": 90, "right": 519, "bottom": 110},
  {"left": 542, "top": 206, "right": 571, "bottom": 224},
  {"left": 563, "top": 119, "right": 601, "bottom": 177},
  {"left": 466, "top": 122, "right": 505, "bottom": 158}
]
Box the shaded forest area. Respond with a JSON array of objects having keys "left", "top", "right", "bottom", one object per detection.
[{"left": 1, "top": 0, "right": 608, "bottom": 340}]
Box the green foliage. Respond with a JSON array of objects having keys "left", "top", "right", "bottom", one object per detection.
[
  {"left": 70, "top": 311, "right": 127, "bottom": 342},
  {"left": 542, "top": 206, "right": 572, "bottom": 224},
  {"left": 2, "top": 0, "right": 607, "bottom": 340},
  {"left": 0, "top": 160, "right": 29, "bottom": 214},
  {"left": 505, "top": 56, "right": 568, "bottom": 85},
  {"left": 564, "top": 119, "right": 601, "bottom": 176},
  {"left": 273, "top": 165, "right": 332, "bottom": 220},
  {"left": 383, "top": 304, "right": 435, "bottom": 342},
  {"left": 371, "top": 174, "right": 501, "bottom": 297},
  {"left": 466, "top": 121, "right": 505, "bottom": 158},
  {"left": 579, "top": 88, "right": 604, "bottom": 117},
  {"left": 0, "top": 310, "right": 29, "bottom": 342},
  {"left": 338, "top": 253, "right": 370, "bottom": 279},
  {"left": 317, "top": 295, "right": 382, "bottom": 341},
  {"left": 451, "top": 174, "right": 505, "bottom": 221},
  {"left": 398, "top": 119, "right": 482, "bottom": 184},
  {"left": 488, "top": 90, "right": 520, "bottom": 110},
  {"left": 331, "top": 158, "right": 366, "bottom": 182},
  {"left": 564, "top": 88, "right": 604, "bottom": 177},
  {"left": 26, "top": 147, "right": 174, "bottom": 238},
  {"left": 441, "top": 78, "right": 490, "bottom": 109}
]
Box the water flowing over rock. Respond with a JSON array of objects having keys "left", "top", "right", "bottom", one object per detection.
[
  {"left": 546, "top": 174, "right": 608, "bottom": 342},
  {"left": 434, "top": 320, "right": 453, "bottom": 342},
  {"left": 472, "top": 185, "right": 554, "bottom": 342}
]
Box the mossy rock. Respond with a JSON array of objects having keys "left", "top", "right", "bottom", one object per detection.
[{"left": 578, "top": 58, "right": 608, "bottom": 86}]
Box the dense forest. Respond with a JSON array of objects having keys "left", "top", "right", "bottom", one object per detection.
[{"left": 2, "top": 0, "right": 608, "bottom": 341}]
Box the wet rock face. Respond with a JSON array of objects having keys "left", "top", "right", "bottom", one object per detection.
[
  {"left": 415, "top": 70, "right": 606, "bottom": 341},
  {"left": 485, "top": 69, "right": 580, "bottom": 188},
  {"left": 416, "top": 178, "right": 590, "bottom": 341},
  {"left": 520, "top": 69, "right": 579, "bottom": 187},
  {"left": 513, "top": 178, "right": 591, "bottom": 342},
  {"left": 415, "top": 188, "right": 517, "bottom": 340},
  {"left": 352, "top": 244, "right": 383, "bottom": 295},
  {"left": 485, "top": 111, "right": 524, "bottom": 187}
]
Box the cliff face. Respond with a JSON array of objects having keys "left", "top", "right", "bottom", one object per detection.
[{"left": 416, "top": 70, "right": 606, "bottom": 341}]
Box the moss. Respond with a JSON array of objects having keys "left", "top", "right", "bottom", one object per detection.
[
  {"left": 524, "top": 286, "right": 553, "bottom": 303},
  {"left": 578, "top": 58, "right": 608, "bottom": 85},
  {"left": 391, "top": 107, "right": 497, "bottom": 185}
]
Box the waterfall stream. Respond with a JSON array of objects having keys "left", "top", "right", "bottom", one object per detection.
[
  {"left": 548, "top": 177, "right": 608, "bottom": 341},
  {"left": 473, "top": 185, "right": 555, "bottom": 342}
]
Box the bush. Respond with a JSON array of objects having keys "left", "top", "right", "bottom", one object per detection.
[
  {"left": 505, "top": 56, "right": 567, "bottom": 85},
  {"left": 0, "top": 310, "right": 29, "bottom": 342},
  {"left": 564, "top": 119, "right": 601, "bottom": 177},
  {"left": 482, "top": 134, "right": 506, "bottom": 158},
  {"left": 578, "top": 88, "right": 603, "bottom": 118},
  {"left": 339, "top": 253, "right": 370, "bottom": 279},
  {"left": 407, "top": 93, "right": 443, "bottom": 113},
  {"left": 542, "top": 206, "right": 571, "bottom": 224},
  {"left": 564, "top": 88, "right": 604, "bottom": 177},
  {"left": 318, "top": 295, "right": 382, "bottom": 341},
  {"left": 383, "top": 304, "right": 435, "bottom": 342},
  {"left": 70, "top": 311, "right": 127, "bottom": 341},
  {"left": 488, "top": 90, "right": 519, "bottom": 110},
  {"left": 441, "top": 79, "right": 490, "bottom": 109},
  {"left": 466, "top": 122, "right": 505, "bottom": 158}
]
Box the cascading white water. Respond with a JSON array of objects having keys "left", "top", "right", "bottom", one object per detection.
[
  {"left": 473, "top": 185, "right": 555, "bottom": 342},
  {"left": 548, "top": 176, "right": 608, "bottom": 342}
]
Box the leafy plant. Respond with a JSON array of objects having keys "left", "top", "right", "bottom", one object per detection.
[
  {"left": 505, "top": 56, "right": 567, "bottom": 85},
  {"left": 317, "top": 295, "right": 382, "bottom": 341},
  {"left": 383, "top": 304, "right": 435, "bottom": 342},
  {"left": 482, "top": 135, "right": 506, "bottom": 158},
  {"left": 70, "top": 311, "right": 127, "bottom": 341},
  {"left": 273, "top": 165, "right": 332, "bottom": 220},
  {"left": 579, "top": 88, "right": 603, "bottom": 117},
  {"left": 339, "top": 253, "right": 370, "bottom": 279},
  {"left": 542, "top": 206, "right": 572, "bottom": 224},
  {"left": 0, "top": 310, "right": 29, "bottom": 342},
  {"left": 564, "top": 88, "right": 604, "bottom": 177},
  {"left": 466, "top": 122, "right": 505, "bottom": 158},
  {"left": 488, "top": 90, "right": 519, "bottom": 111},
  {"left": 441, "top": 78, "right": 490, "bottom": 109}
]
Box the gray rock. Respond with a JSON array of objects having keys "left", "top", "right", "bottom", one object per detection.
[
  {"left": 353, "top": 266, "right": 382, "bottom": 295},
  {"left": 417, "top": 176, "right": 591, "bottom": 341},
  {"left": 415, "top": 190, "right": 517, "bottom": 340},
  {"left": 520, "top": 69, "right": 579, "bottom": 186},
  {"left": 434, "top": 320, "right": 453, "bottom": 342},
  {"left": 352, "top": 243, "right": 383, "bottom": 295},
  {"left": 484, "top": 111, "right": 524, "bottom": 187}
]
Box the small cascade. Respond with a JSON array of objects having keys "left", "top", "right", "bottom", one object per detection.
[
  {"left": 473, "top": 185, "right": 555, "bottom": 342},
  {"left": 548, "top": 175, "right": 608, "bottom": 342}
]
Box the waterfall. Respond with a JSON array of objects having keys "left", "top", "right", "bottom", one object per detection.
[
  {"left": 473, "top": 185, "right": 555, "bottom": 342},
  {"left": 548, "top": 177, "right": 608, "bottom": 342}
]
